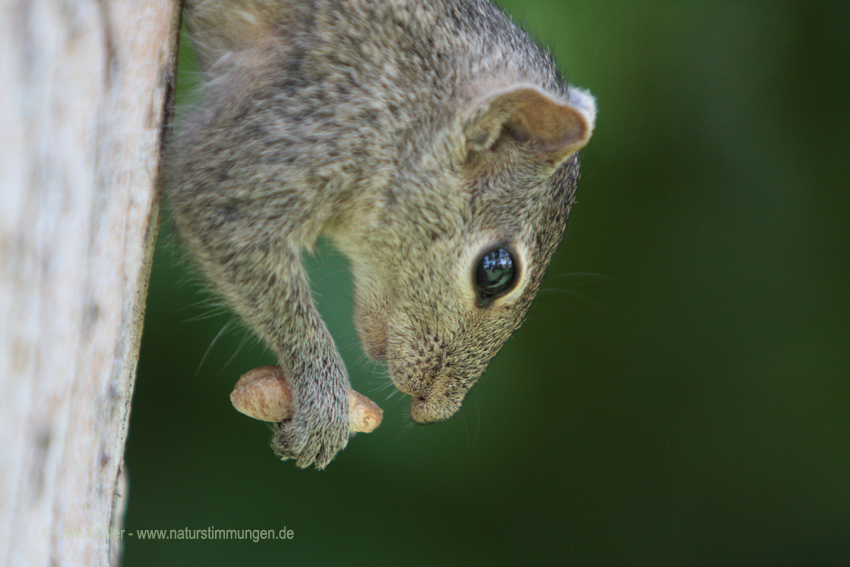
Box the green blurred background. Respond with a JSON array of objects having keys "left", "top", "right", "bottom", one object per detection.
[{"left": 124, "top": 1, "right": 850, "bottom": 565}]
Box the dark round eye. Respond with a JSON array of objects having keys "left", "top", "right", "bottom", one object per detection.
[{"left": 475, "top": 247, "right": 517, "bottom": 300}]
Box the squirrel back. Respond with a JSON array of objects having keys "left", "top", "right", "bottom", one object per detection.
[{"left": 169, "top": 0, "right": 595, "bottom": 468}]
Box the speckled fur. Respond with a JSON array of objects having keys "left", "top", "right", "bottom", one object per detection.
[{"left": 169, "top": 0, "right": 595, "bottom": 469}]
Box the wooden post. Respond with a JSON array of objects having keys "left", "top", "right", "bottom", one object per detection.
[{"left": 0, "top": 1, "right": 181, "bottom": 565}]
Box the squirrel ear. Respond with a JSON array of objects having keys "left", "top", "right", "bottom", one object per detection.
[{"left": 466, "top": 84, "right": 596, "bottom": 165}]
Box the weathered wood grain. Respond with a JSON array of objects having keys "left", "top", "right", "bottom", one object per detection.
[{"left": 0, "top": 1, "right": 181, "bottom": 565}]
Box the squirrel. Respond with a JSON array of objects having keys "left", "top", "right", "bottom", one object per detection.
[{"left": 168, "top": 0, "right": 596, "bottom": 469}]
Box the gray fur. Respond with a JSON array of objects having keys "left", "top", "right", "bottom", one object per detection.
[{"left": 168, "top": 0, "right": 595, "bottom": 469}]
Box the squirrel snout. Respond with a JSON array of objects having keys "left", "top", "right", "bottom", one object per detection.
[
  {"left": 409, "top": 395, "right": 463, "bottom": 424},
  {"left": 391, "top": 364, "right": 472, "bottom": 424}
]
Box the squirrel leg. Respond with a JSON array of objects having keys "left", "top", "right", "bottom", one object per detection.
[{"left": 175, "top": 213, "right": 351, "bottom": 469}]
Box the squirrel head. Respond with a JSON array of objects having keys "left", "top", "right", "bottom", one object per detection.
[{"left": 339, "top": 83, "right": 596, "bottom": 423}]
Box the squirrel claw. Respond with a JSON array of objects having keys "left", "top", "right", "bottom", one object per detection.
[{"left": 272, "top": 411, "right": 349, "bottom": 470}]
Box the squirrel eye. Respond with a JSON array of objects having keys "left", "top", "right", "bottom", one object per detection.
[{"left": 475, "top": 247, "right": 517, "bottom": 300}]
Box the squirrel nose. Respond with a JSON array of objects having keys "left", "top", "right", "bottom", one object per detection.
[{"left": 409, "top": 395, "right": 463, "bottom": 424}]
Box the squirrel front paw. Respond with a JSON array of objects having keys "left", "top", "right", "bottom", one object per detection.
[
  {"left": 231, "top": 366, "right": 382, "bottom": 469},
  {"left": 272, "top": 392, "right": 350, "bottom": 469}
]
